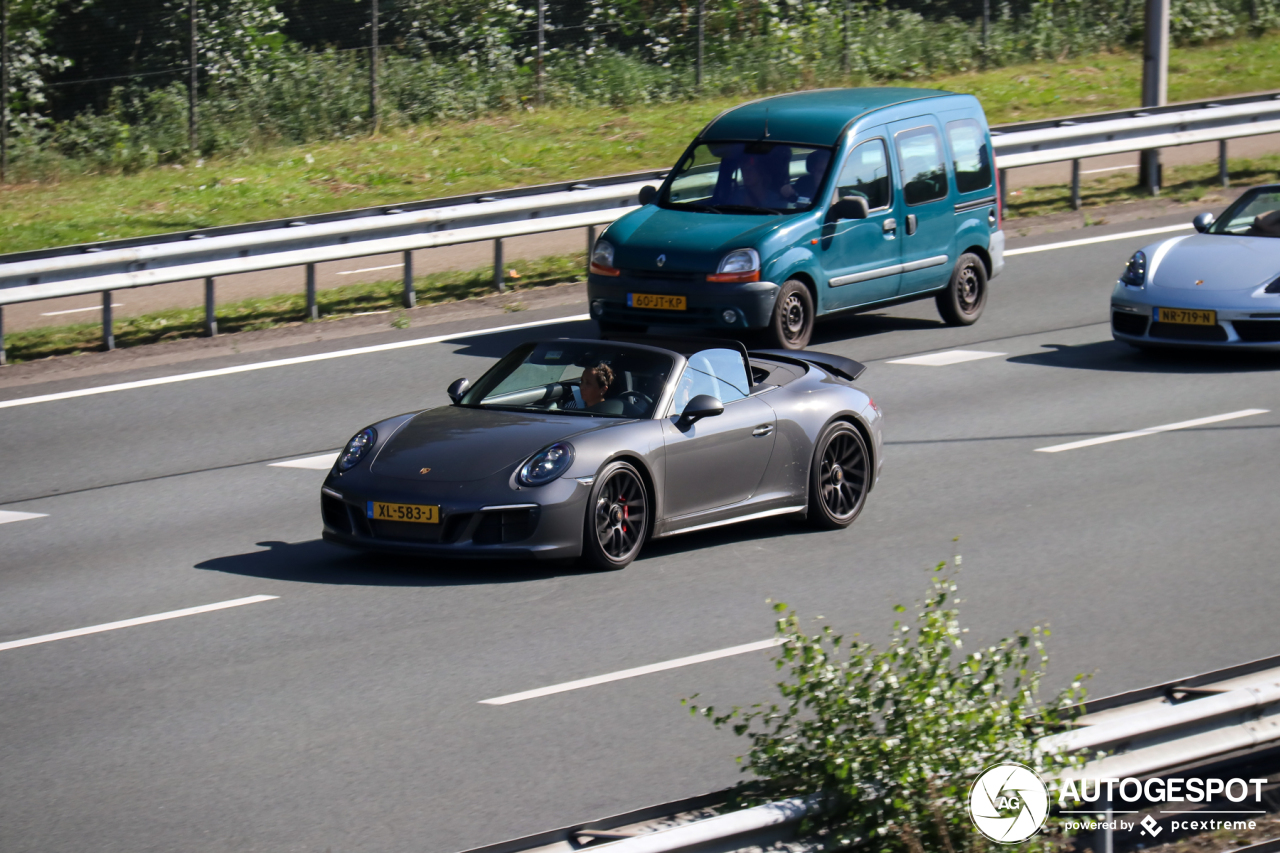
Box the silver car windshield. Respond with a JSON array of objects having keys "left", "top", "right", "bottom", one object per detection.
[
  {"left": 460, "top": 342, "right": 675, "bottom": 419},
  {"left": 661, "top": 141, "right": 833, "bottom": 215},
  {"left": 1211, "top": 188, "right": 1280, "bottom": 236}
]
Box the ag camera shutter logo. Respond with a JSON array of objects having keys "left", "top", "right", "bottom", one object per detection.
[{"left": 968, "top": 762, "right": 1050, "bottom": 843}]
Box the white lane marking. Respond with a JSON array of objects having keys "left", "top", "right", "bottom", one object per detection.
[
  {"left": 1083, "top": 164, "right": 1138, "bottom": 174},
  {"left": 479, "top": 637, "right": 786, "bottom": 705},
  {"left": 1035, "top": 409, "right": 1269, "bottom": 453},
  {"left": 0, "top": 313, "right": 592, "bottom": 411},
  {"left": 0, "top": 510, "right": 48, "bottom": 525},
  {"left": 42, "top": 303, "right": 123, "bottom": 316},
  {"left": 887, "top": 350, "right": 1006, "bottom": 366},
  {"left": 337, "top": 263, "right": 403, "bottom": 276},
  {"left": 0, "top": 595, "right": 278, "bottom": 653},
  {"left": 269, "top": 452, "right": 339, "bottom": 470},
  {"left": 1005, "top": 223, "right": 1192, "bottom": 257}
]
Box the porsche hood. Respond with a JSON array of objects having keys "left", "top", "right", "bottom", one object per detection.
[
  {"left": 1150, "top": 234, "right": 1280, "bottom": 291},
  {"left": 369, "top": 406, "right": 605, "bottom": 482}
]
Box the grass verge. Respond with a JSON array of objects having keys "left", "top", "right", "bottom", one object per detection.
[
  {"left": 3, "top": 253, "right": 586, "bottom": 364},
  {"left": 0, "top": 34, "right": 1277, "bottom": 253}
]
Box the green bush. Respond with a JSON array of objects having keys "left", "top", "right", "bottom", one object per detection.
[{"left": 687, "top": 564, "right": 1088, "bottom": 851}]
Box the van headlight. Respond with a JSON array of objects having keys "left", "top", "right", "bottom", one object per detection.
[
  {"left": 590, "top": 240, "right": 619, "bottom": 276},
  {"left": 708, "top": 248, "right": 761, "bottom": 283}
]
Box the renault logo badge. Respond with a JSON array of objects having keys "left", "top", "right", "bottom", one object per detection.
[
  {"left": 657, "top": 254, "right": 666, "bottom": 267},
  {"left": 419, "top": 468, "right": 432, "bottom": 474}
]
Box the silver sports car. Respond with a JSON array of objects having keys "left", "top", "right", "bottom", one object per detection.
[
  {"left": 1112, "top": 184, "right": 1280, "bottom": 350},
  {"left": 321, "top": 337, "right": 882, "bottom": 569}
]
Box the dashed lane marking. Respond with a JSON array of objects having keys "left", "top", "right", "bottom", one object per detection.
[
  {"left": 269, "top": 453, "right": 339, "bottom": 470},
  {"left": 0, "top": 313, "right": 592, "bottom": 411},
  {"left": 480, "top": 638, "right": 786, "bottom": 705},
  {"left": 1005, "top": 223, "right": 1191, "bottom": 257},
  {"left": 0, "top": 595, "right": 279, "bottom": 653},
  {"left": 887, "top": 350, "right": 1006, "bottom": 366},
  {"left": 1035, "top": 409, "right": 1269, "bottom": 453},
  {"left": 0, "top": 510, "right": 48, "bottom": 525}
]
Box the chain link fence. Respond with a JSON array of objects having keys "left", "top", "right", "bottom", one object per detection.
[{"left": 0, "top": 0, "right": 1275, "bottom": 180}]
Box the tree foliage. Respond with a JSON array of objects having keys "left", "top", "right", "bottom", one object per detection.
[{"left": 687, "top": 564, "right": 1088, "bottom": 852}]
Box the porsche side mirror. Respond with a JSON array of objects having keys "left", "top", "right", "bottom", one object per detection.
[
  {"left": 1193, "top": 211, "right": 1215, "bottom": 233},
  {"left": 828, "top": 195, "right": 869, "bottom": 223},
  {"left": 679, "top": 394, "right": 724, "bottom": 426},
  {"left": 638, "top": 185, "right": 658, "bottom": 206},
  {"left": 447, "top": 378, "right": 470, "bottom": 404}
]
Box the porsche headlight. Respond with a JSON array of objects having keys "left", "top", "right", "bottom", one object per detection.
[
  {"left": 518, "top": 442, "right": 575, "bottom": 486},
  {"left": 717, "top": 248, "right": 760, "bottom": 274},
  {"left": 337, "top": 428, "right": 376, "bottom": 471},
  {"left": 591, "top": 240, "right": 615, "bottom": 268},
  {"left": 1120, "top": 250, "right": 1147, "bottom": 287}
]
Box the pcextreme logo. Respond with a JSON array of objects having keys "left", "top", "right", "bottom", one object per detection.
[{"left": 968, "top": 762, "right": 1051, "bottom": 843}]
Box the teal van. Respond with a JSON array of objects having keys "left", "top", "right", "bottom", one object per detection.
[{"left": 586, "top": 88, "right": 1004, "bottom": 349}]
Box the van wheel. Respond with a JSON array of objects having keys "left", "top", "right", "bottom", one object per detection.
[
  {"left": 936, "top": 253, "right": 987, "bottom": 326},
  {"left": 767, "top": 280, "right": 814, "bottom": 350}
]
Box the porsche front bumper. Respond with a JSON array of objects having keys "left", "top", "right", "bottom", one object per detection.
[
  {"left": 320, "top": 476, "right": 590, "bottom": 560},
  {"left": 1111, "top": 284, "right": 1280, "bottom": 350}
]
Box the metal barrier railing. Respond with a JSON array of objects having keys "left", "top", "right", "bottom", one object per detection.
[{"left": 2, "top": 91, "right": 1279, "bottom": 364}]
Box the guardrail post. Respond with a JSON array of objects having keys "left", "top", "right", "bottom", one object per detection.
[
  {"left": 1219, "top": 139, "right": 1229, "bottom": 187},
  {"left": 1071, "top": 159, "right": 1081, "bottom": 210},
  {"left": 102, "top": 291, "right": 115, "bottom": 350},
  {"left": 402, "top": 250, "right": 415, "bottom": 308},
  {"left": 1094, "top": 794, "right": 1114, "bottom": 853},
  {"left": 586, "top": 225, "right": 596, "bottom": 271},
  {"left": 305, "top": 263, "right": 318, "bottom": 321},
  {"left": 204, "top": 277, "right": 217, "bottom": 336},
  {"left": 1144, "top": 151, "right": 1161, "bottom": 196},
  {"left": 999, "top": 168, "right": 1008, "bottom": 210},
  {"left": 0, "top": 305, "right": 6, "bottom": 365},
  {"left": 494, "top": 238, "right": 505, "bottom": 293}
]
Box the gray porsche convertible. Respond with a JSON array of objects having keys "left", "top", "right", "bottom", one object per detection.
[{"left": 321, "top": 337, "right": 882, "bottom": 569}]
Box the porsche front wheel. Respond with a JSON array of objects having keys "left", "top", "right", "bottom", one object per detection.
[
  {"left": 583, "top": 461, "right": 649, "bottom": 570},
  {"left": 807, "top": 421, "right": 869, "bottom": 530}
]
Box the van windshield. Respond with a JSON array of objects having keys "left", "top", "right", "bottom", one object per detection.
[{"left": 661, "top": 141, "right": 833, "bottom": 215}]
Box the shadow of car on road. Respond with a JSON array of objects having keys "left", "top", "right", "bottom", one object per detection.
[
  {"left": 1009, "top": 340, "right": 1280, "bottom": 373},
  {"left": 447, "top": 316, "right": 595, "bottom": 361}
]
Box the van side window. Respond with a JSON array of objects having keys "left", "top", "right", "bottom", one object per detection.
[
  {"left": 946, "top": 119, "right": 992, "bottom": 193},
  {"left": 833, "top": 139, "right": 891, "bottom": 210},
  {"left": 894, "top": 126, "right": 948, "bottom": 206}
]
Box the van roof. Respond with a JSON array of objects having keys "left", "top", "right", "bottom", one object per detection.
[{"left": 700, "top": 87, "right": 956, "bottom": 147}]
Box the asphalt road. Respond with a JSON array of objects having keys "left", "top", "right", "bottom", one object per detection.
[{"left": 3, "top": 211, "right": 1280, "bottom": 852}]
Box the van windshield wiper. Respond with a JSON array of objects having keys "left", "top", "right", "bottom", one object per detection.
[
  {"left": 707, "top": 204, "right": 781, "bottom": 215},
  {"left": 665, "top": 202, "right": 721, "bottom": 214}
]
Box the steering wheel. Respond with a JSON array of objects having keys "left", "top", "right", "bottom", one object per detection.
[{"left": 617, "top": 390, "right": 653, "bottom": 412}]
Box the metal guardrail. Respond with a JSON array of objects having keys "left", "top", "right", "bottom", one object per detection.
[
  {"left": 1, "top": 91, "right": 1278, "bottom": 363},
  {"left": 457, "top": 653, "right": 1280, "bottom": 853}
]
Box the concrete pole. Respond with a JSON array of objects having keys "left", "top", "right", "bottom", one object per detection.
[
  {"left": 369, "top": 0, "right": 379, "bottom": 131},
  {"left": 1, "top": 0, "right": 8, "bottom": 184},
  {"left": 189, "top": 0, "right": 198, "bottom": 153},
  {"left": 536, "top": 0, "right": 545, "bottom": 106},
  {"left": 696, "top": 0, "right": 705, "bottom": 89},
  {"left": 1140, "top": 0, "right": 1169, "bottom": 194}
]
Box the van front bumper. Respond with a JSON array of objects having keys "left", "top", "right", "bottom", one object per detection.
[{"left": 587, "top": 273, "right": 780, "bottom": 330}]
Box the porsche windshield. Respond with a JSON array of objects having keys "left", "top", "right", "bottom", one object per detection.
[
  {"left": 1211, "top": 188, "right": 1280, "bottom": 236},
  {"left": 660, "top": 141, "right": 833, "bottom": 214},
  {"left": 461, "top": 342, "right": 675, "bottom": 418}
]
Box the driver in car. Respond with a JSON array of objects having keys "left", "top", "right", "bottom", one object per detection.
[{"left": 566, "top": 363, "right": 614, "bottom": 410}]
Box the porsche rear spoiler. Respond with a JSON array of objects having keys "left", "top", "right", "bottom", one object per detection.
[{"left": 749, "top": 349, "right": 867, "bottom": 381}]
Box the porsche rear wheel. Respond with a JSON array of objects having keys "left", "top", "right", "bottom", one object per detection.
[
  {"left": 583, "top": 461, "right": 649, "bottom": 570},
  {"left": 807, "top": 421, "right": 869, "bottom": 530}
]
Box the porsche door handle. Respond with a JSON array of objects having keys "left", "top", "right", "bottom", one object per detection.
[{"left": 752, "top": 424, "right": 775, "bottom": 437}]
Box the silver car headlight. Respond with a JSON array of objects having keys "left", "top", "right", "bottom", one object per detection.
[
  {"left": 337, "top": 428, "right": 376, "bottom": 471},
  {"left": 518, "top": 442, "right": 575, "bottom": 486},
  {"left": 1120, "top": 250, "right": 1147, "bottom": 287}
]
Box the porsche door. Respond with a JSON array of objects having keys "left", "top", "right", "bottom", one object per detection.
[{"left": 661, "top": 348, "right": 776, "bottom": 518}]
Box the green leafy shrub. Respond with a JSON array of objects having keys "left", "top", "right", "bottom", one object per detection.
[{"left": 687, "top": 564, "right": 1087, "bottom": 851}]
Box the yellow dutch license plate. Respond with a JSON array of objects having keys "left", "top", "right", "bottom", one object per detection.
[
  {"left": 1155, "top": 307, "right": 1217, "bottom": 326},
  {"left": 367, "top": 501, "right": 439, "bottom": 524},
  {"left": 628, "top": 293, "right": 687, "bottom": 311}
]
